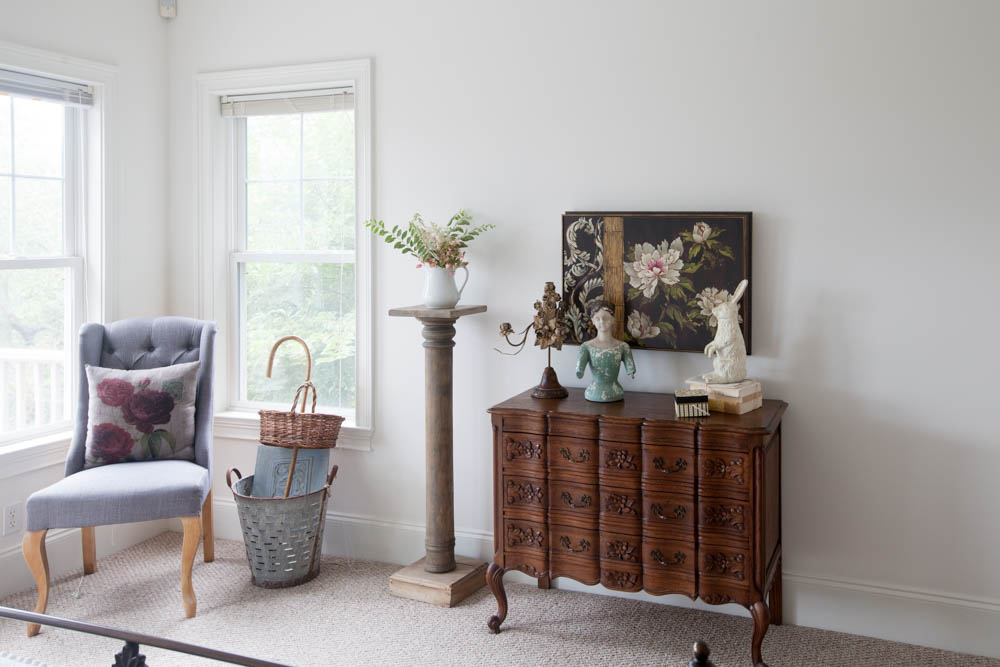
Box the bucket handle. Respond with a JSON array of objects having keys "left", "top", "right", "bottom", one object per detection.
[
  {"left": 326, "top": 465, "right": 339, "bottom": 488},
  {"left": 226, "top": 467, "right": 242, "bottom": 491}
]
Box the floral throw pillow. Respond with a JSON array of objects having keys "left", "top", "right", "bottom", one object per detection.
[{"left": 83, "top": 361, "right": 201, "bottom": 469}]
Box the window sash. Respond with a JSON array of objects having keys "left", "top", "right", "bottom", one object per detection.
[{"left": 0, "top": 100, "right": 84, "bottom": 444}]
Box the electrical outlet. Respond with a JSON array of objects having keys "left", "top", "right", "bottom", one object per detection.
[{"left": 3, "top": 502, "right": 23, "bottom": 536}]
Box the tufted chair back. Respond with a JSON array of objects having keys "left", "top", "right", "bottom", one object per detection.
[{"left": 65, "top": 317, "right": 217, "bottom": 476}]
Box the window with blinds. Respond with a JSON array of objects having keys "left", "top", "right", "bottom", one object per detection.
[
  {"left": 0, "top": 67, "right": 92, "bottom": 443},
  {"left": 225, "top": 87, "right": 359, "bottom": 414}
]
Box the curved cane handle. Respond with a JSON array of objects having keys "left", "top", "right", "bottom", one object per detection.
[
  {"left": 226, "top": 468, "right": 242, "bottom": 491},
  {"left": 266, "top": 335, "right": 312, "bottom": 382},
  {"left": 455, "top": 265, "right": 469, "bottom": 299}
]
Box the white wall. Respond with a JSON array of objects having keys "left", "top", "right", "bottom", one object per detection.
[{"left": 0, "top": 0, "right": 171, "bottom": 593}]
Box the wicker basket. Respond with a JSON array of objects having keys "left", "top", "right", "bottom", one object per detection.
[
  {"left": 259, "top": 381, "right": 344, "bottom": 449},
  {"left": 227, "top": 466, "right": 338, "bottom": 588}
]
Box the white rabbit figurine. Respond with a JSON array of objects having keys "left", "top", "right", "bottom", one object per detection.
[{"left": 702, "top": 279, "right": 749, "bottom": 384}]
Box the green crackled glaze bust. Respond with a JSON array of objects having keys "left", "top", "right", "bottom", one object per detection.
[{"left": 575, "top": 302, "right": 635, "bottom": 402}]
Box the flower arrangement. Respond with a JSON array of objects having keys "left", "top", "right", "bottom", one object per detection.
[{"left": 365, "top": 209, "right": 495, "bottom": 270}]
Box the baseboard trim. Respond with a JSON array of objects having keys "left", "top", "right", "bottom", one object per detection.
[{"left": 197, "top": 498, "right": 999, "bottom": 659}]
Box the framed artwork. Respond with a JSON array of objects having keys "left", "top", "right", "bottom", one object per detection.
[{"left": 562, "top": 212, "right": 751, "bottom": 353}]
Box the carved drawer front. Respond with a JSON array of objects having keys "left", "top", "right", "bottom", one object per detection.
[
  {"left": 600, "top": 530, "right": 642, "bottom": 566},
  {"left": 550, "top": 552, "right": 600, "bottom": 586},
  {"left": 642, "top": 421, "right": 696, "bottom": 447},
  {"left": 600, "top": 560, "right": 642, "bottom": 592},
  {"left": 698, "top": 428, "right": 754, "bottom": 452},
  {"left": 504, "top": 517, "right": 547, "bottom": 553},
  {"left": 599, "top": 488, "right": 641, "bottom": 533},
  {"left": 641, "top": 444, "right": 696, "bottom": 490},
  {"left": 698, "top": 546, "right": 750, "bottom": 585},
  {"left": 599, "top": 420, "right": 641, "bottom": 444},
  {"left": 501, "top": 432, "right": 547, "bottom": 474},
  {"left": 549, "top": 480, "right": 598, "bottom": 519},
  {"left": 502, "top": 475, "right": 547, "bottom": 512},
  {"left": 503, "top": 549, "right": 548, "bottom": 579},
  {"left": 698, "top": 499, "right": 750, "bottom": 543},
  {"left": 550, "top": 523, "right": 598, "bottom": 560},
  {"left": 642, "top": 536, "right": 696, "bottom": 577},
  {"left": 549, "top": 415, "right": 598, "bottom": 440},
  {"left": 698, "top": 449, "right": 751, "bottom": 500},
  {"left": 642, "top": 491, "right": 695, "bottom": 535},
  {"left": 502, "top": 414, "right": 546, "bottom": 435},
  {"left": 547, "top": 435, "right": 598, "bottom": 479},
  {"left": 599, "top": 441, "right": 642, "bottom": 488},
  {"left": 698, "top": 581, "right": 750, "bottom": 607}
]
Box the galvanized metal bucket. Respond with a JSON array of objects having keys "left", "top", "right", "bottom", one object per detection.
[{"left": 226, "top": 466, "right": 338, "bottom": 588}]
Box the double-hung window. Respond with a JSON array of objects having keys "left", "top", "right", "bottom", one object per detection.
[
  {"left": 225, "top": 88, "right": 362, "bottom": 423},
  {"left": 0, "top": 69, "right": 92, "bottom": 444}
]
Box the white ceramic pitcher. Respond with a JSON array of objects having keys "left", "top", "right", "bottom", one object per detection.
[{"left": 423, "top": 266, "right": 469, "bottom": 308}]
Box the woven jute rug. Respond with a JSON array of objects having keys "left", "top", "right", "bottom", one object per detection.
[{"left": 0, "top": 533, "right": 995, "bottom": 666}]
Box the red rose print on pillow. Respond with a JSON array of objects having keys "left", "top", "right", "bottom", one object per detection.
[
  {"left": 91, "top": 423, "right": 134, "bottom": 462},
  {"left": 122, "top": 390, "right": 175, "bottom": 434},
  {"left": 96, "top": 378, "right": 134, "bottom": 407}
]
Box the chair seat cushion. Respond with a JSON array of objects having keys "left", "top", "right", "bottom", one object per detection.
[{"left": 26, "top": 460, "right": 211, "bottom": 531}]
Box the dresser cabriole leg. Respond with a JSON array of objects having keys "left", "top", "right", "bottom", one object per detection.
[
  {"left": 750, "top": 600, "right": 770, "bottom": 667},
  {"left": 770, "top": 561, "right": 783, "bottom": 625},
  {"left": 486, "top": 563, "right": 508, "bottom": 633}
]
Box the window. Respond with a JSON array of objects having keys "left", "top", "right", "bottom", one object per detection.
[{"left": 0, "top": 69, "right": 92, "bottom": 444}]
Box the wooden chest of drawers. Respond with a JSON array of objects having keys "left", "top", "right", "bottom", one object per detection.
[{"left": 486, "top": 388, "right": 787, "bottom": 667}]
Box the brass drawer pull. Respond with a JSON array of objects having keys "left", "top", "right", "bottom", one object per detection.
[
  {"left": 560, "top": 491, "right": 592, "bottom": 509},
  {"left": 559, "top": 536, "right": 591, "bottom": 553},
  {"left": 650, "top": 549, "right": 686, "bottom": 567},
  {"left": 650, "top": 503, "right": 687, "bottom": 521},
  {"left": 559, "top": 448, "right": 590, "bottom": 464},
  {"left": 653, "top": 457, "right": 687, "bottom": 474}
]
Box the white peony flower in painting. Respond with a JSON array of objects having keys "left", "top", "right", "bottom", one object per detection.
[
  {"left": 692, "top": 221, "right": 712, "bottom": 243},
  {"left": 697, "top": 286, "right": 743, "bottom": 328},
  {"left": 624, "top": 238, "right": 684, "bottom": 297},
  {"left": 627, "top": 310, "right": 660, "bottom": 340}
]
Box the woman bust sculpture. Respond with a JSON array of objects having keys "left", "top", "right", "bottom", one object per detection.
[{"left": 576, "top": 301, "right": 636, "bottom": 402}]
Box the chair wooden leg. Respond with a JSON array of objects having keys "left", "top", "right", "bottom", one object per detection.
[
  {"left": 82, "top": 526, "right": 97, "bottom": 574},
  {"left": 22, "top": 530, "right": 49, "bottom": 637},
  {"left": 180, "top": 517, "right": 201, "bottom": 618},
  {"left": 201, "top": 488, "right": 214, "bottom": 563}
]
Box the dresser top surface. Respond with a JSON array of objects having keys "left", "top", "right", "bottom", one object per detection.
[{"left": 489, "top": 387, "right": 786, "bottom": 434}]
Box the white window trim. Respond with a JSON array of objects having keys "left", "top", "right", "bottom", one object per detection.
[
  {"left": 195, "top": 59, "right": 374, "bottom": 451},
  {"left": 0, "top": 40, "right": 118, "bottom": 452}
]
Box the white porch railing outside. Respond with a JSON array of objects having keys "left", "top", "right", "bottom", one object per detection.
[{"left": 0, "top": 347, "right": 69, "bottom": 436}]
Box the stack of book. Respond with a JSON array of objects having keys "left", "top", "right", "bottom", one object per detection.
[{"left": 685, "top": 377, "right": 763, "bottom": 415}]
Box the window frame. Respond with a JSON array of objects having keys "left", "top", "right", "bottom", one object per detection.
[
  {"left": 196, "top": 60, "right": 373, "bottom": 451},
  {"left": 0, "top": 42, "right": 117, "bottom": 449}
]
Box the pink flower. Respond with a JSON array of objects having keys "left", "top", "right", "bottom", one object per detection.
[
  {"left": 91, "top": 423, "right": 134, "bottom": 462},
  {"left": 96, "top": 378, "right": 133, "bottom": 407}
]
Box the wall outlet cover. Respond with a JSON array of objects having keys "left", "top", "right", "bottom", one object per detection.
[{"left": 3, "top": 502, "right": 23, "bottom": 536}]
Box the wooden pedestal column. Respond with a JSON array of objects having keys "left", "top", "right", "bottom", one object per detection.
[{"left": 387, "top": 304, "right": 488, "bottom": 606}]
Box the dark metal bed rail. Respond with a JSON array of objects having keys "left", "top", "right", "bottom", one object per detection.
[{"left": 0, "top": 606, "right": 290, "bottom": 666}]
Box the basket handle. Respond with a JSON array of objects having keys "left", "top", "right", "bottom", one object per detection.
[
  {"left": 226, "top": 468, "right": 242, "bottom": 490},
  {"left": 289, "top": 381, "right": 318, "bottom": 414}
]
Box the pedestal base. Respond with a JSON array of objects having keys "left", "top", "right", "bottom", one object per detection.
[{"left": 389, "top": 556, "right": 487, "bottom": 607}]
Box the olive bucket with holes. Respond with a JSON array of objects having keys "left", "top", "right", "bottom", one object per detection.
[
  {"left": 227, "top": 466, "right": 338, "bottom": 588},
  {"left": 227, "top": 335, "right": 345, "bottom": 588}
]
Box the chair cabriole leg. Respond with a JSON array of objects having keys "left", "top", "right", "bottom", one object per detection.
[
  {"left": 180, "top": 516, "right": 201, "bottom": 618},
  {"left": 82, "top": 526, "right": 97, "bottom": 574},
  {"left": 22, "top": 530, "right": 49, "bottom": 637},
  {"left": 201, "top": 488, "right": 214, "bottom": 563}
]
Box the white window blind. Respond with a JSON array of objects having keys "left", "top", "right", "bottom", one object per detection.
[
  {"left": 220, "top": 88, "right": 353, "bottom": 118},
  {"left": 0, "top": 68, "right": 93, "bottom": 107}
]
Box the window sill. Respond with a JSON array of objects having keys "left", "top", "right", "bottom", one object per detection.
[
  {"left": 214, "top": 411, "right": 373, "bottom": 452},
  {"left": 0, "top": 430, "right": 72, "bottom": 479}
]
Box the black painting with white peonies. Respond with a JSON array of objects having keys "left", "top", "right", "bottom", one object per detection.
[{"left": 562, "top": 212, "right": 751, "bottom": 353}]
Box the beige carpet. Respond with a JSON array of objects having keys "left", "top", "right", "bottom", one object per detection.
[{"left": 0, "top": 533, "right": 995, "bottom": 667}]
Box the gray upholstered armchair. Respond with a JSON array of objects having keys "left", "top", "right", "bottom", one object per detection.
[{"left": 21, "top": 317, "right": 216, "bottom": 636}]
